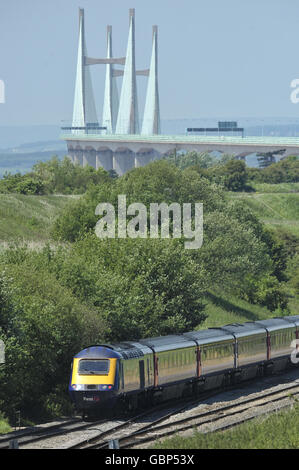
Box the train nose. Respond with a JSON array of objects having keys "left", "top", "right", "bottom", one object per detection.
[{"left": 70, "top": 384, "right": 114, "bottom": 391}]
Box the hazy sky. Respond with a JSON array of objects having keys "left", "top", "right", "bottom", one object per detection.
[{"left": 1, "top": 0, "right": 299, "bottom": 126}]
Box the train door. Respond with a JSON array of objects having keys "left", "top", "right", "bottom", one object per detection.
[{"left": 139, "top": 360, "right": 145, "bottom": 389}]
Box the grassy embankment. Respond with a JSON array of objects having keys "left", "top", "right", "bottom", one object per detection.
[
  {"left": 0, "top": 193, "right": 76, "bottom": 249},
  {"left": 231, "top": 182, "right": 299, "bottom": 237},
  {"left": 0, "top": 193, "right": 74, "bottom": 432},
  {"left": 152, "top": 401, "right": 299, "bottom": 449},
  {"left": 228, "top": 183, "right": 299, "bottom": 316},
  {"left": 0, "top": 185, "right": 298, "bottom": 435}
]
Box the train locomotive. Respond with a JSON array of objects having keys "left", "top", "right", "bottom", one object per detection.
[{"left": 69, "top": 315, "right": 299, "bottom": 417}]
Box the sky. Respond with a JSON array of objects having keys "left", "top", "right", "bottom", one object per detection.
[{"left": 1, "top": 0, "right": 299, "bottom": 126}]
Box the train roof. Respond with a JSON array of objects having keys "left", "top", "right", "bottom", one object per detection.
[
  {"left": 218, "top": 322, "right": 266, "bottom": 338},
  {"left": 75, "top": 342, "right": 153, "bottom": 360},
  {"left": 104, "top": 342, "right": 152, "bottom": 359},
  {"left": 183, "top": 328, "right": 234, "bottom": 345},
  {"left": 254, "top": 317, "right": 296, "bottom": 332},
  {"left": 281, "top": 315, "right": 299, "bottom": 327},
  {"left": 74, "top": 345, "right": 121, "bottom": 359},
  {"left": 139, "top": 335, "right": 196, "bottom": 352}
]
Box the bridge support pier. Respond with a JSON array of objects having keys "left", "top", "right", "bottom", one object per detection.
[
  {"left": 67, "top": 149, "right": 75, "bottom": 164},
  {"left": 113, "top": 149, "right": 135, "bottom": 175},
  {"left": 83, "top": 149, "right": 96, "bottom": 169},
  {"left": 135, "top": 149, "right": 160, "bottom": 168},
  {"left": 96, "top": 150, "right": 113, "bottom": 171},
  {"left": 73, "top": 150, "right": 83, "bottom": 166}
]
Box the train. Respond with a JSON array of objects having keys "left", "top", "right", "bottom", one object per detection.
[{"left": 69, "top": 315, "right": 299, "bottom": 417}]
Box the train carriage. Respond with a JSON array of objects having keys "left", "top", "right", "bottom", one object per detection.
[
  {"left": 255, "top": 318, "right": 297, "bottom": 373},
  {"left": 139, "top": 335, "right": 198, "bottom": 402},
  {"left": 219, "top": 323, "right": 268, "bottom": 381},
  {"left": 183, "top": 329, "right": 235, "bottom": 391},
  {"left": 69, "top": 315, "right": 299, "bottom": 417}
]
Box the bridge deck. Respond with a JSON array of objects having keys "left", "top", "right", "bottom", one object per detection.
[{"left": 61, "top": 133, "right": 299, "bottom": 148}]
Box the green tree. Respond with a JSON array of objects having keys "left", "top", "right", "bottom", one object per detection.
[
  {"left": 47, "top": 236, "right": 208, "bottom": 340},
  {"left": 0, "top": 249, "right": 104, "bottom": 420}
]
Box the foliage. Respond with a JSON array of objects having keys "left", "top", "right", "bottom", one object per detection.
[
  {"left": 287, "top": 254, "right": 299, "bottom": 295},
  {"left": 46, "top": 236, "right": 208, "bottom": 340},
  {"left": 164, "top": 151, "right": 218, "bottom": 169},
  {"left": 52, "top": 160, "right": 287, "bottom": 302},
  {"left": 52, "top": 160, "right": 226, "bottom": 242},
  {"left": 0, "top": 247, "right": 105, "bottom": 421},
  {"left": 0, "top": 157, "right": 113, "bottom": 195},
  {"left": 0, "top": 413, "right": 11, "bottom": 434},
  {"left": 239, "top": 274, "right": 289, "bottom": 312},
  {"left": 214, "top": 159, "right": 249, "bottom": 191},
  {"left": 0, "top": 173, "right": 45, "bottom": 195},
  {"left": 192, "top": 210, "right": 271, "bottom": 291},
  {"left": 0, "top": 157, "right": 296, "bottom": 424},
  {"left": 248, "top": 155, "right": 299, "bottom": 184}
]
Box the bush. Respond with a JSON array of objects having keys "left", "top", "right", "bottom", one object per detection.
[
  {"left": 0, "top": 250, "right": 105, "bottom": 421},
  {"left": 0, "top": 157, "right": 113, "bottom": 195},
  {"left": 47, "top": 236, "right": 208, "bottom": 340},
  {"left": 240, "top": 274, "right": 289, "bottom": 312}
]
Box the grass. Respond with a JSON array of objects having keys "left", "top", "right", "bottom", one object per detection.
[
  {"left": 230, "top": 191, "right": 299, "bottom": 237},
  {"left": 251, "top": 182, "right": 299, "bottom": 193},
  {"left": 199, "top": 290, "right": 277, "bottom": 329},
  {"left": 152, "top": 402, "right": 299, "bottom": 449},
  {"left": 0, "top": 194, "right": 77, "bottom": 245},
  {"left": 0, "top": 416, "right": 12, "bottom": 434}
]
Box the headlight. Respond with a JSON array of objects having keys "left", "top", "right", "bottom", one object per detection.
[
  {"left": 100, "top": 385, "right": 113, "bottom": 390},
  {"left": 72, "top": 384, "right": 84, "bottom": 390}
]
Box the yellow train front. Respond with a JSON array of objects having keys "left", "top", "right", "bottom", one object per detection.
[{"left": 69, "top": 342, "right": 155, "bottom": 417}]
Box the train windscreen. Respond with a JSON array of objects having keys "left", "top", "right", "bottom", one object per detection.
[{"left": 78, "top": 359, "right": 110, "bottom": 375}]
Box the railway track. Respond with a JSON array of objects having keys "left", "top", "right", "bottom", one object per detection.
[
  {"left": 70, "top": 381, "right": 299, "bottom": 449},
  {"left": 16, "top": 389, "right": 225, "bottom": 449},
  {"left": 0, "top": 416, "right": 105, "bottom": 449},
  {"left": 5, "top": 399, "right": 199, "bottom": 449},
  {"left": 4, "top": 371, "right": 299, "bottom": 449},
  {"left": 66, "top": 392, "right": 219, "bottom": 450}
]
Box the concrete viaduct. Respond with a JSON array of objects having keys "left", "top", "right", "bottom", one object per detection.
[{"left": 63, "top": 133, "right": 299, "bottom": 175}]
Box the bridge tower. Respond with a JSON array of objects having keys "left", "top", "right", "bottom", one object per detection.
[
  {"left": 142, "top": 26, "right": 160, "bottom": 135},
  {"left": 102, "top": 26, "right": 119, "bottom": 134},
  {"left": 72, "top": 8, "right": 98, "bottom": 131},
  {"left": 115, "top": 9, "right": 139, "bottom": 134}
]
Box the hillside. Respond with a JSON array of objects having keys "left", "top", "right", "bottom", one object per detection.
[
  {"left": 230, "top": 188, "right": 299, "bottom": 237},
  {"left": 229, "top": 184, "right": 299, "bottom": 317},
  {"left": 0, "top": 194, "right": 76, "bottom": 246}
]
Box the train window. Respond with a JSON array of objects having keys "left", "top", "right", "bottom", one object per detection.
[{"left": 78, "top": 359, "right": 110, "bottom": 375}]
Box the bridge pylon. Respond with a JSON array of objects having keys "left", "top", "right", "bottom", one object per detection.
[
  {"left": 142, "top": 26, "right": 160, "bottom": 135},
  {"left": 102, "top": 26, "right": 119, "bottom": 134},
  {"left": 72, "top": 8, "right": 98, "bottom": 132},
  {"left": 115, "top": 9, "right": 140, "bottom": 134}
]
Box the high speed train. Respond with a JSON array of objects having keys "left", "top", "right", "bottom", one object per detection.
[{"left": 69, "top": 315, "right": 299, "bottom": 417}]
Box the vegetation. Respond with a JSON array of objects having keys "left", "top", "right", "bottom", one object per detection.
[
  {"left": 0, "top": 194, "right": 72, "bottom": 243},
  {"left": 152, "top": 401, "right": 299, "bottom": 449},
  {"left": 0, "top": 413, "right": 11, "bottom": 434},
  {"left": 165, "top": 151, "right": 299, "bottom": 190},
  {"left": 0, "top": 156, "right": 112, "bottom": 195},
  {"left": 0, "top": 153, "right": 297, "bottom": 432}
]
